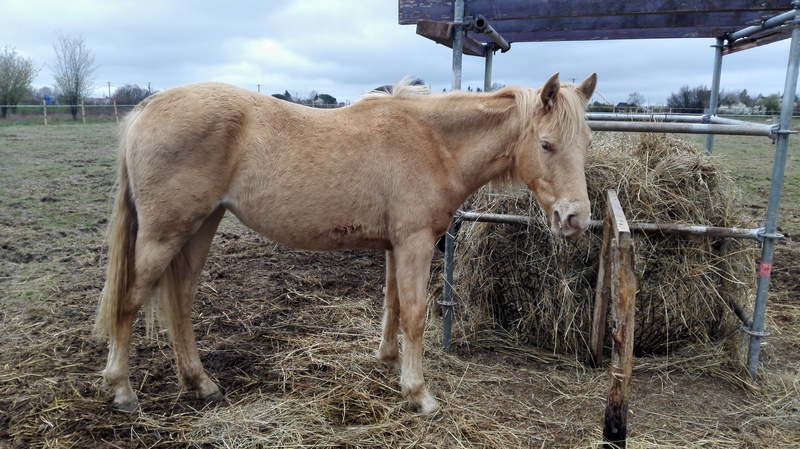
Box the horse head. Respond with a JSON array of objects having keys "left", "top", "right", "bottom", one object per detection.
[{"left": 514, "top": 72, "right": 597, "bottom": 239}]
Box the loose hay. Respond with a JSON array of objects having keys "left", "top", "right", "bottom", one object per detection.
[{"left": 453, "top": 133, "right": 756, "bottom": 358}]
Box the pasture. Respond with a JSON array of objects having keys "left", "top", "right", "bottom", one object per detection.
[{"left": 1, "top": 122, "right": 799, "bottom": 448}]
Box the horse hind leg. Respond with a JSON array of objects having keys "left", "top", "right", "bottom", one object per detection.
[
  {"left": 103, "top": 229, "right": 188, "bottom": 412},
  {"left": 158, "top": 206, "right": 226, "bottom": 403},
  {"left": 377, "top": 250, "right": 401, "bottom": 371}
]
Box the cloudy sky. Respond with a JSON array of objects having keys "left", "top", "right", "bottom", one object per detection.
[{"left": 2, "top": 0, "right": 794, "bottom": 105}]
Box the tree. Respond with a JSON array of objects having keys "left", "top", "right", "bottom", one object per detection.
[
  {"left": 112, "top": 84, "right": 150, "bottom": 105},
  {"left": 51, "top": 32, "right": 99, "bottom": 119},
  {"left": 0, "top": 46, "right": 40, "bottom": 118},
  {"left": 757, "top": 93, "right": 782, "bottom": 115},
  {"left": 666, "top": 85, "right": 710, "bottom": 113},
  {"left": 32, "top": 86, "right": 56, "bottom": 102},
  {"left": 317, "top": 93, "right": 337, "bottom": 105},
  {"left": 627, "top": 92, "right": 646, "bottom": 108}
]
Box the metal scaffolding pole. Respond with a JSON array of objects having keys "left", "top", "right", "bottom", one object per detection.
[
  {"left": 746, "top": 1, "right": 800, "bottom": 381},
  {"left": 441, "top": 0, "right": 465, "bottom": 352},
  {"left": 705, "top": 37, "right": 725, "bottom": 155}
]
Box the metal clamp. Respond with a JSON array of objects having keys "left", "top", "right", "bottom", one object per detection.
[{"left": 741, "top": 323, "right": 771, "bottom": 338}]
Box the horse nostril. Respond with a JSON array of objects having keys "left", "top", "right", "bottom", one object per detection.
[
  {"left": 565, "top": 214, "right": 578, "bottom": 229},
  {"left": 553, "top": 210, "right": 562, "bottom": 228}
]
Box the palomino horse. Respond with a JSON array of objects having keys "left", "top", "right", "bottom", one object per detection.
[{"left": 95, "top": 73, "right": 597, "bottom": 414}]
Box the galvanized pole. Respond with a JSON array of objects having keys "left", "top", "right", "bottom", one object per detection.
[
  {"left": 441, "top": 0, "right": 465, "bottom": 352},
  {"left": 451, "top": 0, "right": 465, "bottom": 91},
  {"left": 705, "top": 37, "right": 725, "bottom": 155},
  {"left": 484, "top": 43, "right": 494, "bottom": 92},
  {"left": 747, "top": 1, "right": 800, "bottom": 380},
  {"left": 441, "top": 220, "right": 457, "bottom": 352}
]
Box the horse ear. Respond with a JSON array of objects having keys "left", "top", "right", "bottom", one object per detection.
[
  {"left": 578, "top": 73, "right": 598, "bottom": 102},
  {"left": 541, "top": 72, "right": 560, "bottom": 112}
]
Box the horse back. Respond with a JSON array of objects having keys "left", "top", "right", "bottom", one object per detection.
[{"left": 122, "top": 83, "right": 459, "bottom": 251}]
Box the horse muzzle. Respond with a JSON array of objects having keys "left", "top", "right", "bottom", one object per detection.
[{"left": 551, "top": 201, "right": 590, "bottom": 240}]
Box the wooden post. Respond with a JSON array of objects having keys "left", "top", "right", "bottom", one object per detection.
[
  {"left": 113, "top": 99, "right": 119, "bottom": 123},
  {"left": 598, "top": 190, "right": 637, "bottom": 448},
  {"left": 43, "top": 99, "right": 47, "bottom": 126},
  {"left": 81, "top": 101, "right": 86, "bottom": 124},
  {"left": 590, "top": 213, "right": 612, "bottom": 367}
]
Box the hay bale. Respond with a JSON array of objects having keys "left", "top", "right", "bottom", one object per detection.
[{"left": 454, "top": 133, "right": 755, "bottom": 358}]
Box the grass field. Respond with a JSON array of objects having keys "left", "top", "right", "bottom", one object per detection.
[{"left": 1, "top": 122, "right": 799, "bottom": 448}]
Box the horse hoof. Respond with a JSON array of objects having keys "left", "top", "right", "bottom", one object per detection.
[
  {"left": 408, "top": 392, "right": 441, "bottom": 415},
  {"left": 377, "top": 355, "right": 401, "bottom": 372},
  {"left": 203, "top": 390, "right": 225, "bottom": 403},
  {"left": 112, "top": 398, "right": 139, "bottom": 413}
]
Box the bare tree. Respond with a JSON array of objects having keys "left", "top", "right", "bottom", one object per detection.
[
  {"left": 627, "top": 92, "right": 646, "bottom": 108},
  {"left": 51, "top": 33, "right": 99, "bottom": 119},
  {"left": 0, "top": 46, "right": 40, "bottom": 118}
]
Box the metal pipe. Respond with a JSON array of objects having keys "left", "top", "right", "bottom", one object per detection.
[
  {"left": 451, "top": 0, "right": 465, "bottom": 91},
  {"left": 706, "top": 37, "right": 726, "bottom": 155},
  {"left": 588, "top": 120, "right": 776, "bottom": 137},
  {"left": 484, "top": 43, "right": 494, "bottom": 92},
  {"left": 442, "top": 0, "right": 464, "bottom": 352},
  {"left": 747, "top": 2, "right": 800, "bottom": 380},
  {"left": 456, "top": 211, "right": 773, "bottom": 241},
  {"left": 728, "top": 9, "right": 796, "bottom": 41},
  {"left": 473, "top": 15, "right": 511, "bottom": 52},
  {"left": 440, "top": 220, "right": 457, "bottom": 352},
  {"left": 586, "top": 112, "right": 775, "bottom": 127}
]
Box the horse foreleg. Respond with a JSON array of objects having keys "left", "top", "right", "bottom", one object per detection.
[
  {"left": 394, "top": 234, "right": 440, "bottom": 414},
  {"left": 377, "top": 250, "right": 401, "bottom": 371},
  {"left": 162, "top": 207, "right": 225, "bottom": 403}
]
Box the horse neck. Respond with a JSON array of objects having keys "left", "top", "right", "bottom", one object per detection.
[{"left": 419, "top": 93, "right": 524, "bottom": 196}]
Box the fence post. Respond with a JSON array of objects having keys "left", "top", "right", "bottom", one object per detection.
[
  {"left": 599, "top": 190, "right": 637, "bottom": 449},
  {"left": 43, "top": 100, "right": 48, "bottom": 126},
  {"left": 81, "top": 101, "right": 86, "bottom": 124},
  {"left": 113, "top": 99, "right": 119, "bottom": 123},
  {"left": 590, "top": 214, "right": 613, "bottom": 367}
]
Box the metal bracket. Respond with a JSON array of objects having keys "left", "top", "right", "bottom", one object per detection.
[
  {"left": 756, "top": 228, "right": 785, "bottom": 243},
  {"left": 741, "top": 323, "right": 771, "bottom": 338}
]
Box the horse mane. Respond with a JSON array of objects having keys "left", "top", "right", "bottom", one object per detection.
[
  {"left": 362, "top": 78, "right": 587, "bottom": 137},
  {"left": 502, "top": 82, "right": 589, "bottom": 142},
  {"left": 362, "top": 77, "right": 430, "bottom": 100}
]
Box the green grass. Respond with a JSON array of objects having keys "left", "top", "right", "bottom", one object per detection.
[
  {"left": 684, "top": 130, "right": 800, "bottom": 235},
  {"left": 0, "top": 124, "right": 117, "bottom": 308}
]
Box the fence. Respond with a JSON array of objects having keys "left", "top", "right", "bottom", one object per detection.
[{"left": 0, "top": 102, "right": 138, "bottom": 125}]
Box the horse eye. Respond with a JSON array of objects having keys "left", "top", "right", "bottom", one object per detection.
[{"left": 541, "top": 140, "right": 554, "bottom": 152}]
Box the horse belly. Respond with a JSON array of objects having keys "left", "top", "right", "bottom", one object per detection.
[{"left": 223, "top": 196, "right": 391, "bottom": 251}]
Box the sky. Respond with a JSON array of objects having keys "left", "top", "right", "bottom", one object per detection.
[{"left": 1, "top": 0, "right": 795, "bottom": 106}]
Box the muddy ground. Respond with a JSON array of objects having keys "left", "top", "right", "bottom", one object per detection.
[{"left": 1, "top": 124, "right": 799, "bottom": 448}]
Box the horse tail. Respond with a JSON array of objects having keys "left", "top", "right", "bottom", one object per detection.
[{"left": 94, "top": 136, "right": 138, "bottom": 339}]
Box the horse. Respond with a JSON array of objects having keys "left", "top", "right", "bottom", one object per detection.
[{"left": 94, "top": 72, "right": 597, "bottom": 414}]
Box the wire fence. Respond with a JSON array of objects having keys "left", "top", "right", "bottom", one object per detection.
[
  {"left": 0, "top": 102, "right": 790, "bottom": 126},
  {"left": 0, "top": 103, "right": 137, "bottom": 125}
]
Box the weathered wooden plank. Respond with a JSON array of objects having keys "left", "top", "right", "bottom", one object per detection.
[
  {"left": 725, "top": 26, "right": 794, "bottom": 54},
  {"left": 590, "top": 215, "right": 613, "bottom": 368},
  {"left": 603, "top": 236, "right": 637, "bottom": 448},
  {"left": 465, "top": 11, "right": 778, "bottom": 34},
  {"left": 399, "top": 0, "right": 788, "bottom": 25},
  {"left": 400, "top": 0, "right": 790, "bottom": 43},
  {"left": 416, "top": 20, "right": 486, "bottom": 56},
  {"left": 606, "top": 190, "right": 631, "bottom": 250}
]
